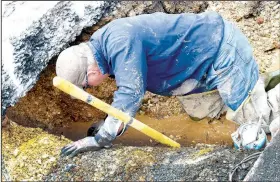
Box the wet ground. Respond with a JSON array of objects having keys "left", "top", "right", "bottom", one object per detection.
[{"left": 58, "top": 114, "right": 237, "bottom": 147}]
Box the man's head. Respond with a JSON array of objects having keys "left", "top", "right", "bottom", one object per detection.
[{"left": 56, "top": 43, "right": 108, "bottom": 89}]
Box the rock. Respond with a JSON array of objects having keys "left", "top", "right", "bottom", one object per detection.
[
  {"left": 273, "top": 42, "right": 280, "bottom": 49},
  {"left": 64, "top": 164, "right": 76, "bottom": 172},
  {"left": 1, "top": 1, "right": 114, "bottom": 117}
]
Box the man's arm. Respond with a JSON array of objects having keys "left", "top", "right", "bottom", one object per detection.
[
  {"left": 61, "top": 37, "right": 147, "bottom": 157},
  {"left": 94, "top": 36, "right": 147, "bottom": 145}
]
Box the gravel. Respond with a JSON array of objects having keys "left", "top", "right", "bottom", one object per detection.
[{"left": 44, "top": 144, "right": 258, "bottom": 181}]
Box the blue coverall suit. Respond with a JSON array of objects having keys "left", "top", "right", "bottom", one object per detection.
[{"left": 87, "top": 11, "right": 259, "bottom": 145}]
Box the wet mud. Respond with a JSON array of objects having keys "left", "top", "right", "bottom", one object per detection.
[{"left": 57, "top": 114, "right": 237, "bottom": 147}]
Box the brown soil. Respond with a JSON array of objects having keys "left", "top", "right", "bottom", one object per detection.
[{"left": 6, "top": 63, "right": 115, "bottom": 130}]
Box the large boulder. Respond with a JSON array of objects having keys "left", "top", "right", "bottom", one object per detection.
[
  {"left": 1, "top": 1, "right": 115, "bottom": 117},
  {"left": 244, "top": 131, "right": 280, "bottom": 181}
]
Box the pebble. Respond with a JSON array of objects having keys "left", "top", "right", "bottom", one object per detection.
[
  {"left": 256, "top": 17, "right": 264, "bottom": 24},
  {"left": 37, "top": 159, "right": 42, "bottom": 164},
  {"left": 13, "top": 148, "right": 19, "bottom": 156},
  {"left": 64, "top": 164, "right": 76, "bottom": 172},
  {"left": 139, "top": 110, "right": 145, "bottom": 115},
  {"left": 42, "top": 154, "right": 49, "bottom": 159}
]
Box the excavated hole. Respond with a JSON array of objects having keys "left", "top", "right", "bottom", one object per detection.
[{"left": 5, "top": 13, "right": 238, "bottom": 148}]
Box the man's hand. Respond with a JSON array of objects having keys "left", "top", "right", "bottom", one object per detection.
[{"left": 61, "top": 137, "right": 104, "bottom": 158}]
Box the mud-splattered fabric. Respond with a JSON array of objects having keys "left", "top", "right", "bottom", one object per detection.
[
  {"left": 226, "top": 79, "right": 279, "bottom": 133},
  {"left": 205, "top": 20, "right": 259, "bottom": 111},
  {"left": 87, "top": 12, "right": 261, "bottom": 144},
  {"left": 177, "top": 20, "right": 259, "bottom": 119},
  {"left": 88, "top": 11, "right": 224, "bottom": 118},
  {"left": 177, "top": 90, "right": 228, "bottom": 120}
]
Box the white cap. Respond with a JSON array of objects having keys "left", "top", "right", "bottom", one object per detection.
[{"left": 56, "top": 43, "right": 95, "bottom": 88}]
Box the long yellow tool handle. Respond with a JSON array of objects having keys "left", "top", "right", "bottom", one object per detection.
[{"left": 53, "top": 76, "right": 180, "bottom": 148}]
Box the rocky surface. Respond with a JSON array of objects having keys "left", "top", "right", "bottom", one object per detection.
[
  {"left": 2, "top": 119, "right": 255, "bottom": 181},
  {"left": 43, "top": 144, "right": 257, "bottom": 181},
  {"left": 244, "top": 131, "right": 280, "bottom": 181}
]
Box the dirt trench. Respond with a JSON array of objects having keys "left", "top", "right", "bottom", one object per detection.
[
  {"left": 5, "top": 57, "right": 237, "bottom": 147},
  {"left": 5, "top": 1, "right": 280, "bottom": 148}
]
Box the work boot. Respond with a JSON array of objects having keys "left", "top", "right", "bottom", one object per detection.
[{"left": 226, "top": 76, "right": 280, "bottom": 133}]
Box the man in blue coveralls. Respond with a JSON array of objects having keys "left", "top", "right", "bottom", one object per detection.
[{"left": 56, "top": 12, "right": 280, "bottom": 157}]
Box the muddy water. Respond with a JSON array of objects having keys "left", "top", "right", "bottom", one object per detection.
[{"left": 59, "top": 113, "right": 238, "bottom": 147}]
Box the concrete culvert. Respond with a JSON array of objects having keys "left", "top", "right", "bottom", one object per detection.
[{"left": 2, "top": 1, "right": 280, "bottom": 181}]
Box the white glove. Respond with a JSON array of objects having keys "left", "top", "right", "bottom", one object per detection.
[{"left": 61, "top": 137, "right": 103, "bottom": 158}]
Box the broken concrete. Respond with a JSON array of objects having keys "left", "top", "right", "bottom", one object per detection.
[
  {"left": 1, "top": 1, "right": 114, "bottom": 117},
  {"left": 244, "top": 131, "right": 280, "bottom": 181}
]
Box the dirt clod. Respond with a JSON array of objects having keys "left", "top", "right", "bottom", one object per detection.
[{"left": 256, "top": 17, "right": 264, "bottom": 24}]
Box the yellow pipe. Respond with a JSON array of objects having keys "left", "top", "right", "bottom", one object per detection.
[{"left": 53, "top": 76, "right": 180, "bottom": 148}]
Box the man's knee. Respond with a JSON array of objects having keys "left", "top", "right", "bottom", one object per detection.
[{"left": 177, "top": 90, "right": 227, "bottom": 121}]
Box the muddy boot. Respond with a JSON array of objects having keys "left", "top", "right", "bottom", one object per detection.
[{"left": 226, "top": 77, "right": 280, "bottom": 133}]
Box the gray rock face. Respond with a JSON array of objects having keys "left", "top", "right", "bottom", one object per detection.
[
  {"left": 244, "top": 132, "right": 280, "bottom": 181},
  {"left": 1, "top": 1, "right": 114, "bottom": 116}
]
